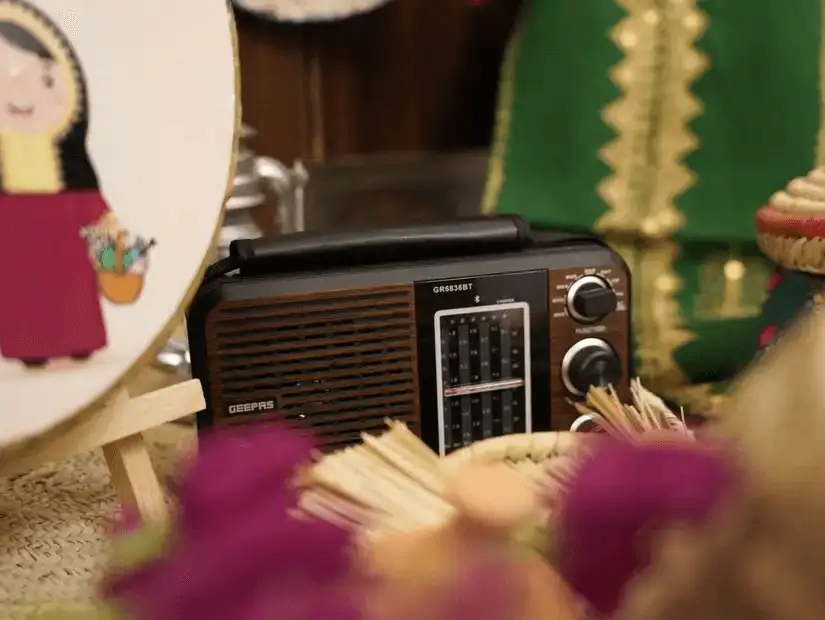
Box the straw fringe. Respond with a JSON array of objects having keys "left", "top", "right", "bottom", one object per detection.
[
  {"left": 300, "top": 381, "right": 686, "bottom": 543},
  {"left": 757, "top": 232, "right": 825, "bottom": 274}
]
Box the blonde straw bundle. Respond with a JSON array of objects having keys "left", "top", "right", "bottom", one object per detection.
[
  {"left": 297, "top": 420, "right": 454, "bottom": 541},
  {"left": 571, "top": 379, "right": 690, "bottom": 438},
  {"left": 297, "top": 380, "right": 688, "bottom": 546}
]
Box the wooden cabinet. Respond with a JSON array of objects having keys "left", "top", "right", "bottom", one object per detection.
[{"left": 234, "top": 0, "right": 519, "bottom": 162}]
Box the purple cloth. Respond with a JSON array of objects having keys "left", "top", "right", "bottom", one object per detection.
[
  {"left": 101, "top": 424, "right": 533, "bottom": 620},
  {"left": 103, "top": 425, "right": 358, "bottom": 620},
  {"left": 556, "top": 439, "right": 737, "bottom": 616}
]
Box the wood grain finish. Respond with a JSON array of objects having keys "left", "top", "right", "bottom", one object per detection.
[
  {"left": 199, "top": 266, "right": 631, "bottom": 445},
  {"left": 235, "top": 11, "right": 316, "bottom": 160},
  {"left": 548, "top": 267, "right": 631, "bottom": 431},
  {"left": 204, "top": 285, "right": 421, "bottom": 451},
  {"left": 234, "top": 0, "right": 520, "bottom": 161}
]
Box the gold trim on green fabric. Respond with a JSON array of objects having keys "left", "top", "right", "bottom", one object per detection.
[
  {"left": 596, "top": 0, "right": 658, "bottom": 235},
  {"left": 643, "top": 0, "right": 707, "bottom": 236},
  {"left": 611, "top": 239, "right": 693, "bottom": 387},
  {"left": 598, "top": 0, "right": 708, "bottom": 392},
  {"left": 482, "top": 22, "right": 522, "bottom": 214},
  {"left": 613, "top": 238, "right": 769, "bottom": 392},
  {"left": 596, "top": 0, "right": 708, "bottom": 238},
  {"left": 481, "top": 1, "right": 777, "bottom": 396}
]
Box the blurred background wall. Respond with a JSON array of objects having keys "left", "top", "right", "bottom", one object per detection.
[{"left": 236, "top": 0, "right": 520, "bottom": 162}]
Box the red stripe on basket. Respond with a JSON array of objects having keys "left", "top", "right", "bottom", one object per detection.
[{"left": 756, "top": 205, "right": 825, "bottom": 238}]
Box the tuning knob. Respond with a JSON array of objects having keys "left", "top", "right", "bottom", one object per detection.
[
  {"left": 561, "top": 338, "right": 622, "bottom": 396},
  {"left": 566, "top": 275, "right": 617, "bottom": 323}
]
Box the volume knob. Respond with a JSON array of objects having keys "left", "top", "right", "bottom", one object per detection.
[
  {"left": 561, "top": 338, "right": 622, "bottom": 396},
  {"left": 566, "top": 275, "right": 617, "bottom": 323}
]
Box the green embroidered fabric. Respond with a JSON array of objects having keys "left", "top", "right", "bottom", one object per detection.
[{"left": 484, "top": 0, "right": 823, "bottom": 404}]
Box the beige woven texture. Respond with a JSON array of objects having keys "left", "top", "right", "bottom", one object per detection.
[
  {"left": 757, "top": 232, "right": 825, "bottom": 274},
  {"left": 0, "top": 423, "right": 194, "bottom": 618}
]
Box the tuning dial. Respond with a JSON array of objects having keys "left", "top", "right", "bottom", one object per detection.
[
  {"left": 561, "top": 338, "right": 622, "bottom": 396},
  {"left": 566, "top": 275, "right": 617, "bottom": 323}
]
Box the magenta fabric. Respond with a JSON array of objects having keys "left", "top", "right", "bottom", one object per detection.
[
  {"left": 556, "top": 439, "right": 737, "bottom": 617},
  {"left": 0, "top": 191, "right": 109, "bottom": 360},
  {"left": 102, "top": 425, "right": 359, "bottom": 620},
  {"left": 101, "top": 424, "right": 534, "bottom": 620}
]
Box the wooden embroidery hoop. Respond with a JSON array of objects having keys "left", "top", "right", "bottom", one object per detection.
[{"left": 0, "top": 2, "right": 241, "bottom": 525}]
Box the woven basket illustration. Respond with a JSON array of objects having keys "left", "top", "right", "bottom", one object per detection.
[{"left": 97, "top": 233, "right": 144, "bottom": 304}]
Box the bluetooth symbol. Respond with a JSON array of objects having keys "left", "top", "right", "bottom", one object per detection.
[{"left": 474, "top": 295, "right": 480, "bottom": 304}]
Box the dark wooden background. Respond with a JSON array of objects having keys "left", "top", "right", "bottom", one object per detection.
[{"left": 234, "top": 0, "right": 520, "bottom": 162}]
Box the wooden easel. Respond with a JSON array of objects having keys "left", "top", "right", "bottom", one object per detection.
[{"left": 0, "top": 378, "right": 205, "bottom": 524}]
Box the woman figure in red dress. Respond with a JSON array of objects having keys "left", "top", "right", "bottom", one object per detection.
[{"left": 0, "top": 0, "right": 121, "bottom": 368}]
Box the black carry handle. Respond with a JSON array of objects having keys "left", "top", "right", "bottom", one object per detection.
[{"left": 228, "top": 215, "right": 533, "bottom": 276}]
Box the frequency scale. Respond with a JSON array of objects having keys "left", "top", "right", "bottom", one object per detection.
[{"left": 434, "top": 303, "right": 531, "bottom": 453}]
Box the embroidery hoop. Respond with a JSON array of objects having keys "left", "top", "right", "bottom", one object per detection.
[{"left": 0, "top": 0, "right": 239, "bottom": 521}]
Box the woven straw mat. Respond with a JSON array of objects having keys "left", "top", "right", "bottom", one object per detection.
[{"left": 0, "top": 423, "right": 194, "bottom": 618}]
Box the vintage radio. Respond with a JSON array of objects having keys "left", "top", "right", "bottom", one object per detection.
[{"left": 187, "top": 216, "right": 631, "bottom": 454}]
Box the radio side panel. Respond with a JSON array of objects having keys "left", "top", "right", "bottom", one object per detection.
[{"left": 187, "top": 280, "right": 225, "bottom": 430}]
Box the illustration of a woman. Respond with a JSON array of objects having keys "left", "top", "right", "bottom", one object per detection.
[{"left": 0, "top": 0, "right": 120, "bottom": 367}]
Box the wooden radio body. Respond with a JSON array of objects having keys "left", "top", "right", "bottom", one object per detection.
[{"left": 188, "top": 218, "right": 631, "bottom": 454}]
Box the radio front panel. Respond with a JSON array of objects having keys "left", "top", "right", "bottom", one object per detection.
[
  {"left": 415, "top": 264, "right": 631, "bottom": 455},
  {"left": 548, "top": 265, "right": 631, "bottom": 431},
  {"left": 415, "top": 270, "right": 549, "bottom": 455}
]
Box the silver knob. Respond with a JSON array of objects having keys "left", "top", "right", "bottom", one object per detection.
[
  {"left": 561, "top": 337, "right": 622, "bottom": 396},
  {"left": 565, "top": 275, "right": 617, "bottom": 323},
  {"left": 570, "top": 414, "right": 597, "bottom": 432}
]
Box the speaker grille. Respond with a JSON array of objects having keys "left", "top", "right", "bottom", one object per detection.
[{"left": 205, "top": 285, "right": 420, "bottom": 450}]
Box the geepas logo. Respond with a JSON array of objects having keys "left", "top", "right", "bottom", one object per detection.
[{"left": 227, "top": 401, "right": 276, "bottom": 415}]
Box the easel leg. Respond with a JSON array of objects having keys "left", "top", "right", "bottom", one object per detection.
[{"left": 103, "top": 433, "right": 168, "bottom": 524}]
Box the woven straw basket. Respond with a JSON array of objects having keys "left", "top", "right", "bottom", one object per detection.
[
  {"left": 300, "top": 381, "right": 685, "bottom": 543},
  {"left": 441, "top": 431, "right": 579, "bottom": 484},
  {"left": 300, "top": 383, "right": 686, "bottom": 620}
]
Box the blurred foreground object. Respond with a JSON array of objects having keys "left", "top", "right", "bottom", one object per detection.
[
  {"left": 556, "top": 439, "right": 739, "bottom": 616},
  {"left": 97, "top": 311, "right": 825, "bottom": 620},
  {"left": 611, "top": 308, "right": 825, "bottom": 620},
  {"left": 297, "top": 381, "right": 687, "bottom": 545},
  {"left": 87, "top": 426, "right": 579, "bottom": 620},
  {"left": 364, "top": 462, "right": 580, "bottom": 620}
]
